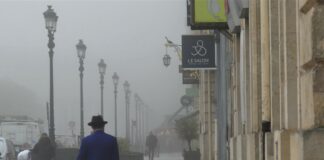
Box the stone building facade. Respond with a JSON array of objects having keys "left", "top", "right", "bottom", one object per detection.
[
  {"left": 198, "top": 70, "right": 216, "bottom": 160},
  {"left": 224, "top": 0, "right": 324, "bottom": 160},
  {"left": 194, "top": 0, "right": 324, "bottom": 160}
]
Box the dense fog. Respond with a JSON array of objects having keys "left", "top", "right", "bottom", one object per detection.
[{"left": 0, "top": 0, "right": 188, "bottom": 138}]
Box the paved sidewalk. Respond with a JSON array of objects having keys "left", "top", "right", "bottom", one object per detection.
[{"left": 144, "top": 152, "right": 183, "bottom": 160}]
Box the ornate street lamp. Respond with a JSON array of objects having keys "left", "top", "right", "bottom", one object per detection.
[
  {"left": 112, "top": 72, "right": 119, "bottom": 137},
  {"left": 163, "top": 54, "right": 171, "bottom": 67},
  {"left": 43, "top": 5, "right": 58, "bottom": 143},
  {"left": 76, "top": 39, "right": 86, "bottom": 139},
  {"left": 123, "top": 81, "right": 131, "bottom": 142},
  {"left": 44, "top": 6, "right": 58, "bottom": 33},
  {"left": 98, "top": 59, "right": 107, "bottom": 116}
]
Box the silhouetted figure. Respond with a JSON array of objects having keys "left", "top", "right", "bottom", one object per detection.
[
  {"left": 31, "top": 133, "right": 55, "bottom": 160},
  {"left": 77, "top": 115, "right": 119, "bottom": 160},
  {"left": 146, "top": 132, "right": 158, "bottom": 160}
]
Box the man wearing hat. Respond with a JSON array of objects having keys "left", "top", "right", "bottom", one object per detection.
[{"left": 77, "top": 115, "right": 119, "bottom": 160}]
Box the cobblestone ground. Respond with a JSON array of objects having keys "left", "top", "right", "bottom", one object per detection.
[{"left": 144, "top": 152, "right": 183, "bottom": 160}]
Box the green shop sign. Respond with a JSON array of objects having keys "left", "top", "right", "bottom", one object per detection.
[
  {"left": 190, "top": 0, "right": 228, "bottom": 29},
  {"left": 195, "top": 0, "right": 227, "bottom": 23}
]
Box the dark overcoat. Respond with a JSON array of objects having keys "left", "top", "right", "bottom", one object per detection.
[
  {"left": 77, "top": 131, "right": 119, "bottom": 160},
  {"left": 31, "top": 138, "right": 55, "bottom": 160}
]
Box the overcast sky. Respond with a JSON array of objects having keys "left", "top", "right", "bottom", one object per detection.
[{"left": 0, "top": 0, "right": 190, "bottom": 137}]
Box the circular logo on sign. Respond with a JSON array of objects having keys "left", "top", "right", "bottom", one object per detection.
[{"left": 181, "top": 95, "right": 193, "bottom": 107}]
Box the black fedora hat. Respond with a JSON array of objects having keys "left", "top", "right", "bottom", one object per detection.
[{"left": 88, "top": 115, "right": 107, "bottom": 126}]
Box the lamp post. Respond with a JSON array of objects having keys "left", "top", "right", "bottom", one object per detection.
[
  {"left": 112, "top": 72, "right": 119, "bottom": 137},
  {"left": 123, "top": 81, "right": 131, "bottom": 142},
  {"left": 98, "top": 59, "right": 107, "bottom": 116},
  {"left": 134, "top": 94, "right": 145, "bottom": 151},
  {"left": 138, "top": 101, "right": 143, "bottom": 151},
  {"left": 134, "top": 94, "right": 140, "bottom": 147},
  {"left": 43, "top": 5, "right": 58, "bottom": 143},
  {"left": 131, "top": 120, "right": 136, "bottom": 145},
  {"left": 144, "top": 104, "right": 149, "bottom": 138},
  {"left": 76, "top": 40, "right": 86, "bottom": 139},
  {"left": 139, "top": 101, "right": 146, "bottom": 152}
]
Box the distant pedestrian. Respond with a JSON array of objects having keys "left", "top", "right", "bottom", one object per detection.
[
  {"left": 146, "top": 131, "right": 158, "bottom": 160},
  {"left": 31, "top": 133, "right": 55, "bottom": 160},
  {"left": 77, "top": 115, "right": 119, "bottom": 160}
]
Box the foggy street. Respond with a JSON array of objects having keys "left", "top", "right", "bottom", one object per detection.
[{"left": 1, "top": 0, "right": 324, "bottom": 160}]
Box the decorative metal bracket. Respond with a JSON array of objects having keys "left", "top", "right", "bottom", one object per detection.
[{"left": 165, "top": 36, "right": 182, "bottom": 61}]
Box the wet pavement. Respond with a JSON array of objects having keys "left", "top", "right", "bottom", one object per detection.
[{"left": 144, "top": 152, "right": 183, "bottom": 160}]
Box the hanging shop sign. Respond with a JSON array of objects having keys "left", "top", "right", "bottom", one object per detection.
[
  {"left": 190, "top": 0, "right": 228, "bottom": 30},
  {"left": 182, "top": 35, "right": 216, "bottom": 69},
  {"left": 183, "top": 70, "right": 200, "bottom": 84}
]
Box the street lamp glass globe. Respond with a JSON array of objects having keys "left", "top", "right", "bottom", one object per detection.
[
  {"left": 76, "top": 39, "right": 87, "bottom": 59},
  {"left": 112, "top": 72, "right": 119, "bottom": 85},
  {"left": 98, "top": 59, "right": 107, "bottom": 75},
  {"left": 43, "top": 5, "right": 58, "bottom": 32},
  {"left": 123, "top": 81, "right": 130, "bottom": 93},
  {"left": 163, "top": 54, "right": 171, "bottom": 67}
]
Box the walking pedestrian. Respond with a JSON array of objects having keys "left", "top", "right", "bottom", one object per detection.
[
  {"left": 145, "top": 131, "right": 158, "bottom": 160},
  {"left": 31, "top": 133, "right": 55, "bottom": 160},
  {"left": 77, "top": 115, "right": 119, "bottom": 160}
]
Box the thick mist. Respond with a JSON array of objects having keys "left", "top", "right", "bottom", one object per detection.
[{"left": 0, "top": 0, "right": 189, "bottom": 138}]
